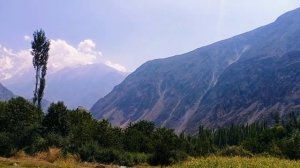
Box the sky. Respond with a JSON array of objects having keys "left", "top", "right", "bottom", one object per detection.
[{"left": 1, "top": 0, "right": 300, "bottom": 78}]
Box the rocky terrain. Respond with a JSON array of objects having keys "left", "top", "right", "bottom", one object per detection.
[{"left": 91, "top": 8, "right": 300, "bottom": 133}]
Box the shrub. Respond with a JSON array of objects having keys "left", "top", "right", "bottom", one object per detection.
[
  {"left": 0, "top": 132, "right": 14, "bottom": 156},
  {"left": 94, "top": 148, "right": 148, "bottom": 166},
  {"left": 45, "top": 133, "right": 67, "bottom": 148},
  {"left": 77, "top": 141, "right": 100, "bottom": 162},
  {"left": 95, "top": 149, "right": 128, "bottom": 166},
  {"left": 242, "top": 138, "right": 264, "bottom": 154},
  {"left": 129, "top": 152, "right": 149, "bottom": 166},
  {"left": 218, "top": 146, "right": 253, "bottom": 157},
  {"left": 149, "top": 149, "right": 188, "bottom": 166},
  {"left": 169, "top": 150, "right": 188, "bottom": 164},
  {"left": 280, "top": 131, "right": 300, "bottom": 159},
  {"left": 26, "top": 136, "right": 47, "bottom": 154}
]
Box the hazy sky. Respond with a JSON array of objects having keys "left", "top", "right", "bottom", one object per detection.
[{"left": 1, "top": 0, "right": 300, "bottom": 73}]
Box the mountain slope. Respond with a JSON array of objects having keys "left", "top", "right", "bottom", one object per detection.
[
  {"left": 4, "top": 63, "right": 127, "bottom": 109},
  {"left": 186, "top": 51, "right": 300, "bottom": 132},
  {"left": 91, "top": 8, "right": 300, "bottom": 133},
  {"left": 0, "top": 83, "right": 14, "bottom": 101}
]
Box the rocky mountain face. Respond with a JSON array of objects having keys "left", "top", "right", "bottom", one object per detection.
[
  {"left": 91, "top": 8, "right": 300, "bottom": 133},
  {"left": 4, "top": 63, "right": 127, "bottom": 109},
  {"left": 0, "top": 83, "right": 14, "bottom": 101}
]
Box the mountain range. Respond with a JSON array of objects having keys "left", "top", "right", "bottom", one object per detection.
[
  {"left": 0, "top": 83, "right": 14, "bottom": 101},
  {"left": 3, "top": 63, "right": 127, "bottom": 109},
  {"left": 91, "top": 7, "right": 300, "bottom": 133}
]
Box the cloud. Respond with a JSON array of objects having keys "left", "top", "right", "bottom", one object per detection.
[
  {"left": 0, "top": 39, "right": 127, "bottom": 80},
  {"left": 78, "top": 39, "right": 96, "bottom": 53},
  {"left": 105, "top": 60, "right": 127, "bottom": 72},
  {"left": 24, "top": 35, "right": 31, "bottom": 41},
  {"left": 0, "top": 46, "right": 31, "bottom": 80},
  {"left": 48, "top": 39, "right": 98, "bottom": 72}
]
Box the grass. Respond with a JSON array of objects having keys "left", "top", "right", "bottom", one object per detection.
[
  {"left": 0, "top": 156, "right": 56, "bottom": 168},
  {"left": 165, "top": 156, "right": 300, "bottom": 168},
  {"left": 0, "top": 156, "right": 112, "bottom": 168},
  {"left": 0, "top": 148, "right": 113, "bottom": 168},
  {"left": 1, "top": 154, "right": 300, "bottom": 168}
]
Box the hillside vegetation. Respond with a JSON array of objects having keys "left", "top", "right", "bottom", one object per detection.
[
  {"left": 0, "top": 97, "right": 300, "bottom": 167},
  {"left": 1, "top": 156, "right": 300, "bottom": 168}
]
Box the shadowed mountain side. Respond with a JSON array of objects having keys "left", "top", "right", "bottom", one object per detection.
[{"left": 89, "top": 7, "right": 300, "bottom": 133}]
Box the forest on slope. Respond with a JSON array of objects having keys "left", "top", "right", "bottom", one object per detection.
[{"left": 0, "top": 97, "right": 300, "bottom": 167}]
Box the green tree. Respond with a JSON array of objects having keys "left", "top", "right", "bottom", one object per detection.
[
  {"left": 0, "top": 101, "right": 7, "bottom": 132},
  {"left": 196, "top": 125, "right": 214, "bottom": 155},
  {"left": 150, "top": 128, "right": 186, "bottom": 167},
  {"left": 31, "top": 29, "right": 50, "bottom": 109},
  {"left": 43, "top": 102, "right": 70, "bottom": 135},
  {"left": 124, "top": 120, "right": 155, "bottom": 152},
  {"left": 4, "top": 97, "right": 42, "bottom": 150},
  {"left": 96, "top": 119, "right": 123, "bottom": 149},
  {"left": 280, "top": 130, "right": 300, "bottom": 159},
  {"left": 67, "top": 108, "right": 99, "bottom": 152}
]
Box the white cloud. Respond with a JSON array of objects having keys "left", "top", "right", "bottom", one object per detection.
[
  {"left": 0, "top": 46, "right": 31, "bottom": 80},
  {"left": 0, "top": 39, "right": 127, "bottom": 80},
  {"left": 105, "top": 60, "right": 127, "bottom": 72},
  {"left": 24, "top": 35, "right": 31, "bottom": 41},
  {"left": 78, "top": 39, "right": 96, "bottom": 53},
  {"left": 48, "top": 39, "right": 98, "bottom": 72}
]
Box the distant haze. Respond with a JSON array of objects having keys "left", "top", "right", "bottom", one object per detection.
[{"left": 3, "top": 63, "right": 127, "bottom": 109}]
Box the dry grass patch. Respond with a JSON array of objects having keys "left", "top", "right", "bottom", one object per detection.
[
  {"left": 35, "top": 148, "right": 62, "bottom": 163},
  {"left": 0, "top": 149, "right": 116, "bottom": 168},
  {"left": 165, "top": 156, "right": 300, "bottom": 168}
]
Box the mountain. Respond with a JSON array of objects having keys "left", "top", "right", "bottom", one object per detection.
[
  {"left": 91, "top": 8, "right": 300, "bottom": 133},
  {"left": 4, "top": 63, "right": 127, "bottom": 109},
  {"left": 0, "top": 82, "right": 49, "bottom": 110},
  {"left": 0, "top": 83, "right": 14, "bottom": 101}
]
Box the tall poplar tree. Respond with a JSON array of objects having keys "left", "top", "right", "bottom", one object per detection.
[{"left": 31, "top": 29, "right": 50, "bottom": 109}]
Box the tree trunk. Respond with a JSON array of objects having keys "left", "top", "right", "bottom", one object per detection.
[{"left": 33, "top": 67, "right": 40, "bottom": 105}]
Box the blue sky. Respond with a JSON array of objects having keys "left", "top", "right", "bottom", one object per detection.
[{"left": 1, "top": 0, "right": 300, "bottom": 73}]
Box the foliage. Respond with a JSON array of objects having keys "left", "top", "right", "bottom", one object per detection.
[
  {"left": 43, "top": 102, "right": 70, "bottom": 136},
  {"left": 31, "top": 29, "right": 50, "bottom": 109},
  {"left": 0, "top": 97, "right": 42, "bottom": 153},
  {"left": 123, "top": 121, "right": 155, "bottom": 152},
  {"left": 218, "top": 146, "right": 253, "bottom": 157},
  {"left": 280, "top": 130, "right": 300, "bottom": 159},
  {"left": 0, "top": 97, "right": 300, "bottom": 166},
  {"left": 0, "top": 132, "right": 14, "bottom": 156}
]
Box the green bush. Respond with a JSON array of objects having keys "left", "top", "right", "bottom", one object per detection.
[
  {"left": 44, "top": 133, "right": 67, "bottom": 148},
  {"left": 0, "top": 132, "right": 14, "bottom": 156},
  {"left": 26, "top": 136, "right": 47, "bottom": 154},
  {"left": 242, "top": 138, "right": 264, "bottom": 154},
  {"left": 169, "top": 150, "right": 188, "bottom": 164},
  {"left": 96, "top": 149, "right": 132, "bottom": 166},
  {"left": 149, "top": 149, "right": 188, "bottom": 166},
  {"left": 218, "top": 146, "right": 253, "bottom": 157},
  {"left": 130, "top": 152, "right": 149, "bottom": 165},
  {"left": 280, "top": 131, "right": 300, "bottom": 159},
  {"left": 94, "top": 148, "right": 148, "bottom": 166},
  {"left": 77, "top": 141, "right": 100, "bottom": 162}
]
